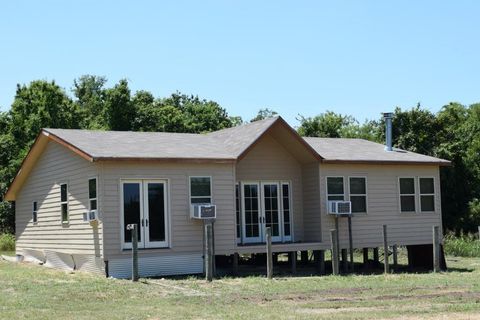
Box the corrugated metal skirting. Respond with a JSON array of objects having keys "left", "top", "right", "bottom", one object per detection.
[
  {"left": 108, "top": 253, "right": 203, "bottom": 279},
  {"left": 44, "top": 250, "right": 75, "bottom": 271}
]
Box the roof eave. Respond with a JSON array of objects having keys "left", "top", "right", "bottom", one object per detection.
[{"left": 321, "top": 159, "right": 452, "bottom": 166}]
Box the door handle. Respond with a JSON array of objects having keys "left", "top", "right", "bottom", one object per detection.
[
  {"left": 141, "top": 219, "right": 144, "bottom": 227},
  {"left": 145, "top": 219, "right": 149, "bottom": 227}
]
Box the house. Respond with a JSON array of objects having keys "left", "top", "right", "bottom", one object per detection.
[{"left": 4, "top": 116, "right": 450, "bottom": 278}]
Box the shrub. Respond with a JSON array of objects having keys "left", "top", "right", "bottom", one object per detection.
[
  {"left": 443, "top": 232, "right": 480, "bottom": 257},
  {"left": 0, "top": 233, "right": 15, "bottom": 251}
]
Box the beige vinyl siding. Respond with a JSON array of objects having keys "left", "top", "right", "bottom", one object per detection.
[
  {"left": 235, "top": 133, "right": 305, "bottom": 241},
  {"left": 101, "top": 161, "right": 235, "bottom": 259},
  {"left": 302, "top": 163, "right": 321, "bottom": 242},
  {"left": 15, "top": 142, "right": 101, "bottom": 256},
  {"left": 319, "top": 164, "right": 443, "bottom": 249}
]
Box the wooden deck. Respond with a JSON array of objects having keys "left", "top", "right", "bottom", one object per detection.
[{"left": 218, "top": 241, "right": 327, "bottom": 255}]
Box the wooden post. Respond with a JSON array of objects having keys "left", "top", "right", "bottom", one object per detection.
[
  {"left": 433, "top": 226, "right": 440, "bottom": 273},
  {"left": 314, "top": 250, "right": 325, "bottom": 275},
  {"left": 392, "top": 245, "right": 398, "bottom": 270},
  {"left": 319, "top": 250, "right": 325, "bottom": 275},
  {"left": 383, "top": 225, "right": 389, "bottom": 274},
  {"left": 232, "top": 252, "right": 239, "bottom": 276},
  {"left": 363, "top": 248, "right": 369, "bottom": 265},
  {"left": 330, "top": 229, "right": 339, "bottom": 275},
  {"left": 373, "top": 247, "right": 379, "bottom": 264},
  {"left": 341, "top": 249, "right": 348, "bottom": 273},
  {"left": 131, "top": 224, "right": 139, "bottom": 282},
  {"left": 266, "top": 227, "right": 273, "bottom": 279},
  {"left": 335, "top": 216, "right": 340, "bottom": 257},
  {"left": 205, "top": 223, "right": 213, "bottom": 281},
  {"left": 212, "top": 220, "right": 216, "bottom": 277},
  {"left": 348, "top": 216, "right": 354, "bottom": 272},
  {"left": 301, "top": 251, "right": 309, "bottom": 265},
  {"left": 290, "top": 251, "right": 297, "bottom": 274}
]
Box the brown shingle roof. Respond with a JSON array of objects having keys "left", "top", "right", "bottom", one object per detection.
[
  {"left": 43, "top": 117, "right": 450, "bottom": 165},
  {"left": 303, "top": 137, "right": 451, "bottom": 166}
]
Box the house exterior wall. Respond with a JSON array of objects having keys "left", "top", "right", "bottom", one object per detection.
[
  {"left": 15, "top": 142, "right": 101, "bottom": 256},
  {"left": 100, "top": 161, "right": 236, "bottom": 262},
  {"left": 235, "top": 133, "right": 306, "bottom": 241},
  {"left": 302, "top": 163, "right": 322, "bottom": 242},
  {"left": 319, "top": 163, "right": 443, "bottom": 249}
]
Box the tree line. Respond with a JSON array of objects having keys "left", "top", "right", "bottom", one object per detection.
[{"left": 0, "top": 76, "right": 478, "bottom": 233}]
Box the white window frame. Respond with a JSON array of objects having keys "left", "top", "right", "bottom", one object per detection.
[
  {"left": 189, "top": 176, "right": 212, "bottom": 205},
  {"left": 398, "top": 177, "right": 417, "bottom": 213},
  {"left": 348, "top": 176, "right": 368, "bottom": 214},
  {"left": 280, "top": 181, "right": 293, "bottom": 242},
  {"left": 60, "top": 183, "right": 69, "bottom": 224},
  {"left": 241, "top": 181, "right": 262, "bottom": 244},
  {"left": 32, "top": 201, "right": 38, "bottom": 224},
  {"left": 418, "top": 176, "right": 436, "bottom": 213},
  {"left": 235, "top": 183, "right": 242, "bottom": 244},
  {"left": 88, "top": 177, "right": 98, "bottom": 212},
  {"left": 326, "top": 176, "right": 345, "bottom": 213}
]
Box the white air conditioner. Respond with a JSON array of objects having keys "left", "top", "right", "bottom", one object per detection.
[
  {"left": 87, "top": 210, "right": 98, "bottom": 222},
  {"left": 190, "top": 204, "right": 216, "bottom": 219},
  {"left": 328, "top": 201, "right": 352, "bottom": 215}
]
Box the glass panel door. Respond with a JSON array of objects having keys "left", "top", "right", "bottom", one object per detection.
[
  {"left": 242, "top": 183, "right": 261, "bottom": 243},
  {"left": 261, "top": 183, "right": 282, "bottom": 242},
  {"left": 122, "top": 181, "right": 144, "bottom": 249},
  {"left": 144, "top": 181, "right": 168, "bottom": 248},
  {"left": 281, "top": 183, "right": 292, "bottom": 242}
]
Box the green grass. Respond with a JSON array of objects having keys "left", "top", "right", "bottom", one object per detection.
[
  {"left": 444, "top": 232, "right": 480, "bottom": 257},
  {"left": 0, "top": 233, "right": 15, "bottom": 251},
  {"left": 1, "top": 252, "right": 480, "bottom": 319}
]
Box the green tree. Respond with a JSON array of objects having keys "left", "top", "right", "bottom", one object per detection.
[
  {"left": 73, "top": 75, "right": 108, "bottom": 129},
  {"left": 10, "top": 80, "right": 80, "bottom": 146},
  {"left": 297, "top": 111, "right": 356, "bottom": 138},
  {"left": 250, "top": 108, "right": 278, "bottom": 122},
  {"left": 104, "top": 79, "right": 135, "bottom": 131}
]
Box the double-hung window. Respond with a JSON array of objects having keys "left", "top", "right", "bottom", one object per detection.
[
  {"left": 349, "top": 177, "right": 367, "bottom": 213},
  {"left": 60, "top": 183, "right": 69, "bottom": 223},
  {"left": 190, "top": 177, "right": 212, "bottom": 204},
  {"left": 32, "top": 201, "right": 38, "bottom": 224},
  {"left": 419, "top": 177, "right": 435, "bottom": 212},
  {"left": 89, "top": 178, "right": 97, "bottom": 211},
  {"left": 327, "top": 177, "right": 345, "bottom": 201},
  {"left": 399, "top": 177, "right": 416, "bottom": 212}
]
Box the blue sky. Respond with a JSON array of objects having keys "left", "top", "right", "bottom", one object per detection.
[{"left": 0, "top": 1, "right": 479, "bottom": 127}]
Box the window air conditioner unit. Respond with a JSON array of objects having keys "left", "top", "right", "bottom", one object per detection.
[
  {"left": 88, "top": 210, "right": 98, "bottom": 221},
  {"left": 328, "top": 201, "right": 351, "bottom": 215},
  {"left": 190, "top": 204, "right": 216, "bottom": 219}
]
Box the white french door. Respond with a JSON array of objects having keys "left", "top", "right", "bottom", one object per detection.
[
  {"left": 240, "top": 181, "right": 291, "bottom": 244},
  {"left": 121, "top": 180, "right": 169, "bottom": 249},
  {"left": 242, "top": 182, "right": 262, "bottom": 243}
]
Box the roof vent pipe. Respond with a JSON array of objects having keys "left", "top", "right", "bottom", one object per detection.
[{"left": 383, "top": 112, "right": 394, "bottom": 152}]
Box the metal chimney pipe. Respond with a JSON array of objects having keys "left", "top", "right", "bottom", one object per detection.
[{"left": 383, "top": 112, "right": 393, "bottom": 152}]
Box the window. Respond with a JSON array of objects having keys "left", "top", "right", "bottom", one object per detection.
[
  {"left": 235, "top": 184, "right": 241, "bottom": 242},
  {"left": 327, "top": 177, "right": 345, "bottom": 201},
  {"left": 282, "top": 183, "right": 291, "bottom": 239},
  {"left": 419, "top": 177, "right": 435, "bottom": 212},
  {"left": 349, "top": 177, "right": 367, "bottom": 213},
  {"left": 399, "top": 178, "right": 416, "bottom": 212},
  {"left": 190, "top": 177, "right": 212, "bottom": 204},
  {"left": 89, "top": 178, "right": 97, "bottom": 210},
  {"left": 32, "top": 201, "right": 38, "bottom": 224},
  {"left": 60, "top": 183, "right": 69, "bottom": 223}
]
